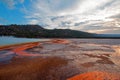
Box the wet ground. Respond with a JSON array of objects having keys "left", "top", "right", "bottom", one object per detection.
[{"left": 0, "top": 39, "right": 120, "bottom": 80}]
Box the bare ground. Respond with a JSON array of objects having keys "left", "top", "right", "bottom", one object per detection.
[{"left": 0, "top": 39, "right": 120, "bottom": 80}]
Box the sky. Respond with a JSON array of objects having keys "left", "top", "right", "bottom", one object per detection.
[{"left": 0, "top": 0, "right": 120, "bottom": 34}]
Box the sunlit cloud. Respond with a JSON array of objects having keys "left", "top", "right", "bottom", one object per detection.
[
  {"left": 0, "top": 0, "right": 120, "bottom": 34},
  {"left": 88, "top": 28, "right": 120, "bottom": 34}
]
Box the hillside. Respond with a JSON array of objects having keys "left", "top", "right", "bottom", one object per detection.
[
  {"left": 0, "top": 25, "right": 93, "bottom": 38},
  {"left": 94, "top": 34, "right": 120, "bottom": 38}
]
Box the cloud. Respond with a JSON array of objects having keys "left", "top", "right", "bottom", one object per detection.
[
  {"left": 0, "top": 0, "right": 24, "bottom": 9},
  {"left": 0, "top": 0, "right": 15, "bottom": 9},
  {"left": 19, "top": 0, "right": 24, "bottom": 3},
  {"left": 12, "top": 0, "right": 120, "bottom": 33},
  {"left": 87, "top": 28, "right": 120, "bottom": 34}
]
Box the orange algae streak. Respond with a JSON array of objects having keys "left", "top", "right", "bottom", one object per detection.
[
  {"left": 13, "top": 42, "right": 39, "bottom": 52},
  {"left": 51, "top": 39, "right": 70, "bottom": 44},
  {"left": 68, "top": 71, "right": 120, "bottom": 80},
  {"left": 12, "top": 42, "right": 40, "bottom": 56}
]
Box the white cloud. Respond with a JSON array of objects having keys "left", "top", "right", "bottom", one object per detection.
[
  {"left": 0, "top": 0, "right": 24, "bottom": 9},
  {"left": 1, "top": 0, "right": 15, "bottom": 9},
  {"left": 23, "top": 0, "right": 120, "bottom": 34},
  {"left": 19, "top": 0, "right": 24, "bottom": 3},
  {"left": 87, "top": 28, "right": 120, "bottom": 34}
]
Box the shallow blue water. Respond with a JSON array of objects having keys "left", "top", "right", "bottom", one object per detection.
[{"left": 0, "top": 36, "right": 48, "bottom": 46}]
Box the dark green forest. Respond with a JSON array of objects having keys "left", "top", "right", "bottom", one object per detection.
[
  {"left": 0, "top": 24, "right": 94, "bottom": 38},
  {"left": 0, "top": 24, "right": 120, "bottom": 38}
]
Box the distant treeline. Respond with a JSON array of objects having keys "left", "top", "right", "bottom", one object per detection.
[
  {"left": 0, "top": 24, "right": 94, "bottom": 38},
  {"left": 0, "top": 24, "right": 120, "bottom": 38}
]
